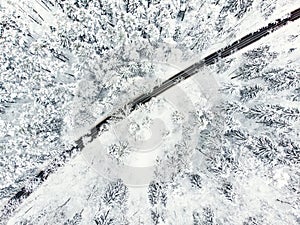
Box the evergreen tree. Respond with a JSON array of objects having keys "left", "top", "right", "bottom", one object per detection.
[
  {"left": 148, "top": 181, "right": 167, "bottom": 207},
  {"left": 234, "top": 46, "right": 277, "bottom": 80},
  {"left": 102, "top": 179, "right": 128, "bottom": 206},
  {"left": 64, "top": 211, "right": 83, "bottom": 225},
  {"left": 189, "top": 174, "right": 202, "bottom": 189}
]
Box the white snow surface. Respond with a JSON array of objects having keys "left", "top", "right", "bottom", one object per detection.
[{"left": 1, "top": 0, "right": 300, "bottom": 224}]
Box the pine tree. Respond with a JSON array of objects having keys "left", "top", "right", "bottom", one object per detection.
[
  {"left": 107, "top": 141, "right": 131, "bottom": 161},
  {"left": 259, "top": 0, "right": 276, "bottom": 19},
  {"left": 244, "top": 104, "right": 300, "bottom": 128},
  {"left": 94, "top": 210, "right": 114, "bottom": 225},
  {"left": 218, "top": 181, "right": 235, "bottom": 201},
  {"left": 151, "top": 208, "right": 164, "bottom": 225},
  {"left": 202, "top": 207, "right": 214, "bottom": 225},
  {"left": 278, "top": 138, "right": 300, "bottom": 165},
  {"left": 192, "top": 207, "right": 214, "bottom": 225},
  {"left": 102, "top": 179, "right": 128, "bottom": 206},
  {"left": 239, "top": 85, "right": 263, "bottom": 102},
  {"left": 224, "top": 129, "right": 248, "bottom": 142},
  {"left": 148, "top": 181, "right": 167, "bottom": 207},
  {"left": 291, "top": 88, "right": 300, "bottom": 102},
  {"left": 193, "top": 211, "right": 201, "bottom": 225},
  {"left": 243, "top": 216, "right": 260, "bottom": 225},
  {"left": 263, "top": 68, "right": 300, "bottom": 91},
  {"left": 64, "top": 211, "right": 83, "bottom": 225},
  {"left": 189, "top": 174, "right": 202, "bottom": 189},
  {"left": 221, "top": 0, "right": 254, "bottom": 19},
  {"left": 235, "top": 46, "right": 278, "bottom": 80}
]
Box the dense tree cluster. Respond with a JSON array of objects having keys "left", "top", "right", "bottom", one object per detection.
[{"left": 1, "top": 0, "right": 299, "bottom": 224}]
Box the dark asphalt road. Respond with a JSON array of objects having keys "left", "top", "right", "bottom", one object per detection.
[{"left": 1, "top": 7, "right": 300, "bottom": 222}]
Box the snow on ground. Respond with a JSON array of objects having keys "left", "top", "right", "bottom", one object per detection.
[
  {"left": 1, "top": 0, "right": 300, "bottom": 224},
  {"left": 7, "top": 60, "right": 216, "bottom": 225}
]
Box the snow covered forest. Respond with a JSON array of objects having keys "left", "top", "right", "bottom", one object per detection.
[{"left": 0, "top": 0, "right": 300, "bottom": 224}]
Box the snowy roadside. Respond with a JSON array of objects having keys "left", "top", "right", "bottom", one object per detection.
[{"left": 1, "top": 0, "right": 300, "bottom": 224}]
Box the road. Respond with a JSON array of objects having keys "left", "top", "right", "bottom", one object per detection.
[{"left": 1, "top": 6, "right": 300, "bottom": 223}]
